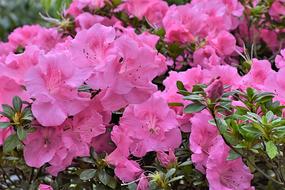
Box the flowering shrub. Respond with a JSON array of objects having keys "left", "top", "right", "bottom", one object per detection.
[{"left": 2, "top": 0, "right": 285, "bottom": 189}]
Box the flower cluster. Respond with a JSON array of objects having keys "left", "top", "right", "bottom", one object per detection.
[{"left": 1, "top": 0, "right": 285, "bottom": 189}]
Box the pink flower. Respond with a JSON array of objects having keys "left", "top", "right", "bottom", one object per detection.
[
  {"left": 24, "top": 52, "right": 90, "bottom": 126},
  {"left": 242, "top": 59, "right": 275, "bottom": 90},
  {"left": 120, "top": 93, "right": 181, "bottom": 157},
  {"left": 192, "top": 45, "right": 221, "bottom": 69},
  {"left": 24, "top": 127, "right": 62, "bottom": 168},
  {"left": 144, "top": 1, "right": 169, "bottom": 28},
  {"left": 208, "top": 31, "right": 236, "bottom": 56},
  {"left": 0, "top": 75, "right": 27, "bottom": 105},
  {"left": 3, "top": 45, "right": 42, "bottom": 83},
  {"left": 157, "top": 149, "right": 177, "bottom": 168},
  {"left": 203, "top": 65, "right": 242, "bottom": 89},
  {"left": 39, "top": 184, "right": 53, "bottom": 190},
  {"left": 206, "top": 136, "right": 253, "bottom": 190},
  {"left": 107, "top": 125, "right": 142, "bottom": 182},
  {"left": 8, "top": 25, "right": 60, "bottom": 51},
  {"left": 260, "top": 29, "right": 279, "bottom": 51},
  {"left": 269, "top": 0, "right": 285, "bottom": 18},
  {"left": 189, "top": 111, "right": 218, "bottom": 173},
  {"left": 115, "top": 160, "right": 142, "bottom": 183},
  {"left": 275, "top": 49, "right": 285, "bottom": 69}
]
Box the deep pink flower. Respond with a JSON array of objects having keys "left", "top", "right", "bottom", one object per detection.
[{"left": 39, "top": 184, "right": 53, "bottom": 190}]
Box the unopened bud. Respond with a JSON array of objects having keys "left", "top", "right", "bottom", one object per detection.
[
  {"left": 205, "top": 77, "right": 224, "bottom": 101},
  {"left": 157, "top": 149, "right": 177, "bottom": 168}
]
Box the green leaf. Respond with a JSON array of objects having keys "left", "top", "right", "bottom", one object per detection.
[
  {"left": 227, "top": 149, "right": 241, "bottom": 160},
  {"left": 2, "top": 104, "right": 15, "bottom": 119},
  {"left": 98, "top": 169, "right": 111, "bottom": 185},
  {"left": 79, "top": 169, "right": 96, "bottom": 181},
  {"left": 3, "top": 134, "right": 21, "bottom": 153},
  {"left": 266, "top": 141, "right": 278, "bottom": 159},
  {"left": 165, "top": 168, "right": 176, "bottom": 179},
  {"left": 12, "top": 96, "right": 22, "bottom": 112},
  {"left": 265, "top": 111, "right": 274, "bottom": 122},
  {"left": 183, "top": 94, "right": 203, "bottom": 101},
  {"left": 0, "top": 122, "right": 10, "bottom": 129},
  {"left": 127, "top": 183, "right": 137, "bottom": 190},
  {"left": 168, "top": 175, "right": 184, "bottom": 183},
  {"left": 17, "top": 127, "right": 27, "bottom": 141},
  {"left": 184, "top": 103, "right": 206, "bottom": 114},
  {"left": 168, "top": 102, "right": 184, "bottom": 107},
  {"left": 176, "top": 81, "right": 186, "bottom": 91}
]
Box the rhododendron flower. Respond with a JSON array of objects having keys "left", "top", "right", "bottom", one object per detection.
[
  {"left": 0, "top": 75, "right": 27, "bottom": 105},
  {"left": 269, "top": 0, "right": 285, "bottom": 18},
  {"left": 203, "top": 65, "right": 242, "bottom": 89},
  {"left": 206, "top": 136, "right": 253, "bottom": 190},
  {"left": 24, "top": 127, "right": 62, "bottom": 168},
  {"left": 8, "top": 25, "right": 60, "bottom": 51},
  {"left": 208, "top": 31, "right": 236, "bottom": 56},
  {"left": 192, "top": 46, "right": 221, "bottom": 69},
  {"left": 2, "top": 45, "right": 42, "bottom": 83},
  {"left": 25, "top": 52, "right": 90, "bottom": 126},
  {"left": 275, "top": 49, "right": 285, "bottom": 69},
  {"left": 119, "top": 94, "right": 181, "bottom": 157},
  {"left": 242, "top": 59, "right": 275, "bottom": 90},
  {"left": 190, "top": 111, "right": 218, "bottom": 173}
]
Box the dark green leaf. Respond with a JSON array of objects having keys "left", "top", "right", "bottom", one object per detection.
[
  {"left": 2, "top": 104, "right": 15, "bottom": 119},
  {"left": 79, "top": 169, "right": 96, "bottom": 181},
  {"left": 176, "top": 81, "right": 186, "bottom": 91},
  {"left": 98, "top": 169, "right": 111, "bottom": 185},
  {"left": 168, "top": 102, "right": 184, "bottom": 107},
  {"left": 3, "top": 134, "right": 21, "bottom": 153},
  {"left": 12, "top": 96, "right": 22, "bottom": 112},
  {"left": 184, "top": 103, "right": 206, "bottom": 114},
  {"left": 17, "top": 127, "right": 27, "bottom": 141}
]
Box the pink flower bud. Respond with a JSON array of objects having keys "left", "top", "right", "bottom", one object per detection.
[
  {"left": 205, "top": 78, "right": 224, "bottom": 101},
  {"left": 137, "top": 174, "right": 149, "bottom": 190},
  {"left": 157, "top": 149, "right": 177, "bottom": 168},
  {"left": 39, "top": 184, "right": 53, "bottom": 190}
]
